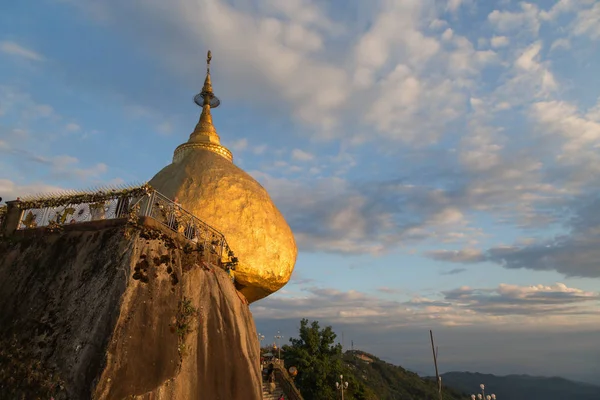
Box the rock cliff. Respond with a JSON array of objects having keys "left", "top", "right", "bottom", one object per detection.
[{"left": 0, "top": 219, "right": 262, "bottom": 399}]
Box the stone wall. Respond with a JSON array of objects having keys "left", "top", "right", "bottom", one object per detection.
[{"left": 0, "top": 220, "right": 262, "bottom": 399}]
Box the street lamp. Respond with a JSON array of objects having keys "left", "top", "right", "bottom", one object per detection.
[
  {"left": 470, "top": 383, "right": 496, "bottom": 400},
  {"left": 335, "top": 374, "right": 349, "bottom": 400},
  {"left": 274, "top": 331, "right": 284, "bottom": 362},
  {"left": 257, "top": 333, "right": 265, "bottom": 369}
]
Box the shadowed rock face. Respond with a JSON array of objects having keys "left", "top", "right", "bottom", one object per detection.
[{"left": 0, "top": 221, "right": 262, "bottom": 400}]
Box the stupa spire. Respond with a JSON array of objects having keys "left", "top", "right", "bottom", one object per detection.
[
  {"left": 191, "top": 50, "right": 219, "bottom": 141},
  {"left": 174, "top": 50, "right": 233, "bottom": 163}
]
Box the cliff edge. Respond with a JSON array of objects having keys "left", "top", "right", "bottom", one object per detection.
[{"left": 0, "top": 219, "right": 262, "bottom": 399}]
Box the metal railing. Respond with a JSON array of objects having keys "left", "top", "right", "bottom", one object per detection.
[
  {"left": 14, "top": 186, "right": 230, "bottom": 264},
  {"left": 273, "top": 363, "right": 304, "bottom": 400},
  {"left": 139, "top": 190, "right": 226, "bottom": 262},
  {"left": 17, "top": 196, "right": 140, "bottom": 228},
  {"left": 0, "top": 205, "right": 6, "bottom": 232}
]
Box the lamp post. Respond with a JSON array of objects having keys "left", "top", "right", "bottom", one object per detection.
[
  {"left": 335, "top": 374, "right": 349, "bottom": 400},
  {"left": 470, "top": 383, "right": 496, "bottom": 400},
  {"left": 274, "top": 331, "right": 284, "bottom": 362},
  {"left": 257, "top": 333, "right": 265, "bottom": 369}
]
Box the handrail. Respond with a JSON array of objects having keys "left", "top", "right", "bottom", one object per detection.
[
  {"left": 0, "top": 205, "right": 6, "bottom": 227},
  {"left": 273, "top": 362, "right": 303, "bottom": 400},
  {"left": 11, "top": 184, "right": 237, "bottom": 267}
]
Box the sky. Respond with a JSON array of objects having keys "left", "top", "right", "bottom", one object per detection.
[{"left": 1, "top": 0, "right": 600, "bottom": 385}]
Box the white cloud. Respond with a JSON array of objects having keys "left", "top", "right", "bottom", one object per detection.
[
  {"left": 291, "top": 148, "right": 314, "bottom": 161},
  {"left": 0, "top": 41, "right": 44, "bottom": 61},
  {"left": 490, "top": 35, "right": 509, "bottom": 48},
  {"left": 530, "top": 99, "right": 600, "bottom": 164},
  {"left": 156, "top": 121, "right": 173, "bottom": 135},
  {"left": 14, "top": 0, "right": 600, "bottom": 280},
  {"left": 572, "top": 2, "right": 600, "bottom": 40},
  {"left": 229, "top": 138, "right": 248, "bottom": 152},
  {"left": 488, "top": 3, "right": 541, "bottom": 35},
  {"left": 442, "top": 28, "right": 454, "bottom": 41},
  {"left": 352, "top": 0, "right": 440, "bottom": 89},
  {"left": 429, "top": 19, "right": 447, "bottom": 30},
  {"left": 365, "top": 63, "right": 465, "bottom": 144},
  {"left": 550, "top": 38, "right": 571, "bottom": 51},
  {"left": 253, "top": 283, "right": 600, "bottom": 328},
  {"left": 446, "top": 0, "right": 470, "bottom": 13},
  {"left": 65, "top": 122, "right": 81, "bottom": 132},
  {"left": 0, "top": 179, "right": 66, "bottom": 203}
]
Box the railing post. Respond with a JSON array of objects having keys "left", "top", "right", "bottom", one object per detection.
[
  {"left": 144, "top": 191, "right": 155, "bottom": 217},
  {"left": 219, "top": 238, "right": 225, "bottom": 264},
  {"left": 41, "top": 207, "right": 50, "bottom": 226}
]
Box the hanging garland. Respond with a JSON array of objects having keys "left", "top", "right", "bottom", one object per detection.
[{"left": 18, "top": 184, "right": 153, "bottom": 210}]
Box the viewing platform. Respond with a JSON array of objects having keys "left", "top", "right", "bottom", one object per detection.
[{"left": 0, "top": 184, "right": 237, "bottom": 267}]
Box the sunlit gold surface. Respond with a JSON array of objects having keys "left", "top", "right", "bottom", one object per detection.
[
  {"left": 149, "top": 50, "right": 297, "bottom": 303},
  {"left": 185, "top": 50, "right": 231, "bottom": 162},
  {"left": 149, "top": 149, "right": 297, "bottom": 303}
]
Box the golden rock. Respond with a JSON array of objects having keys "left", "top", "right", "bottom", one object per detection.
[{"left": 149, "top": 51, "right": 297, "bottom": 303}]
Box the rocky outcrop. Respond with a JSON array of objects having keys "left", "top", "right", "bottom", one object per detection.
[{"left": 0, "top": 220, "right": 262, "bottom": 399}]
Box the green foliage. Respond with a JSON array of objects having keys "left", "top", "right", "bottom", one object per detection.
[
  {"left": 284, "top": 319, "right": 465, "bottom": 400},
  {"left": 172, "top": 297, "right": 197, "bottom": 359},
  {"left": 342, "top": 351, "right": 465, "bottom": 400},
  {"left": 282, "top": 319, "right": 344, "bottom": 399}
]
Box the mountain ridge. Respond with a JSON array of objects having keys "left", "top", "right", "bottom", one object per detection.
[{"left": 436, "top": 371, "right": 600, "bottom": 400}]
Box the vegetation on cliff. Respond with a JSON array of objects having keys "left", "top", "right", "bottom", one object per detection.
[
  {"left": 281, "top": 319, "right": 465, "bottom": 400},
  {"left": 0, "top": 335, "right": 65, "bottom": 399}
]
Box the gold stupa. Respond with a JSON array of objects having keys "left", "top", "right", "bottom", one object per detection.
[{"left": 149, "top": 51, "right": 297, "bottom": 303}]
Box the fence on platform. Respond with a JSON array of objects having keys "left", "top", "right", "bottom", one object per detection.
[
  {"left": 13, "top": 184, "right": 233, "bottom": 265},
  {"left": 0, "top": 205, "right": 6, "bottom": 232}
]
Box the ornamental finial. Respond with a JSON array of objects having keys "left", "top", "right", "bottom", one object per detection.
[
  {"left": 175, "top": 50, "right": 232, "bottom": 162},
  {"left": 207, "top": 50, "right": 212, "bottom": 74}
]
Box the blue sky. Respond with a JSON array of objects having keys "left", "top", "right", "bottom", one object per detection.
[{"left": 1, "top": 0, "right": 600, "bottom": 384}]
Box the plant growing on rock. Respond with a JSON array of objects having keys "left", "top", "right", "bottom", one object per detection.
[{"left": 171, "top": 297, "right": 198, "bottom": 359}]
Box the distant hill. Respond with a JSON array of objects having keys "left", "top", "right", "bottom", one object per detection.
[
  {"left": 343, "top": 350, "right": 465, "bottom": 400},
  {"left": 438, "top": 371, "right": 600, "bottom": 400}
]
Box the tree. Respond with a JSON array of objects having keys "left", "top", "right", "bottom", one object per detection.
[{"left": 282, "top": 319, "right": 343, "bottom": 400}]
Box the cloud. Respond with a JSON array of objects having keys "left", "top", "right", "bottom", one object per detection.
[
  {"left": 0, "top": 179, "right": 66, "bottom": 204},
  {"left": 0, "top": 86, "right": 56, "bottom": 123},
  {"left": 550, "top": 38, "right": 571, "bottom": 51},
  {"left": 155, "top": 121, "right": 172, "bottom": 135},
  {"left": 426, "top": 192, "right": 600, "bottom": 278},
  {"left": 291, "top": 148, "right": 314, "bottom": 161},
  {"left": 446, "top": 0, "right": 471, "bottom": 13},
  {"left": 65, "top": 122, "right": 81, "bottom": 132},
  {"left": 0, "top": 141, "right": 109, "bottom": 190},
  {"left": 530, "top": 99, "right": 600, "bottom": 173},
  {"left": 441, "top": 283, "right": 600, "bottom": 316},
  {"left": 254, "top": 283, "right": 600, "bottom": 381},
  {"left": 490, "top": 35, "right": 509, "bottom": 48},
  {"left": 572, "top": 2, "right": 600, "bottom": 40},
  {"left": 229, "top": 138, "right": 248, "bottom": 152},
  {"left": 13, "top": 0, "right": 600, "bottom": 282},
  {"left": 253, "top": 170, "right": 484, "bottom": 254},
  {"left": 488, "top": 3, "right": 541, "bottom": 35},
  {"left": 488, "top": 2, "right": 541, "bottom": 36},
  {"left": 0, "top": 41, "right": 44, "bottom": 61},
  {"left": 440, "top": 268, "right": 467, "bottom": 275},
  {"left": 428, "top": 248, "right": 484, "bottom": 263},
  {"left": 252, "top": 283, "right": 600, "bottom": 329}
]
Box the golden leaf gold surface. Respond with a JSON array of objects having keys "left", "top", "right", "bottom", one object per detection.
[{"left": 149, "top": 149, "right": 297, "bottom": 303}]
